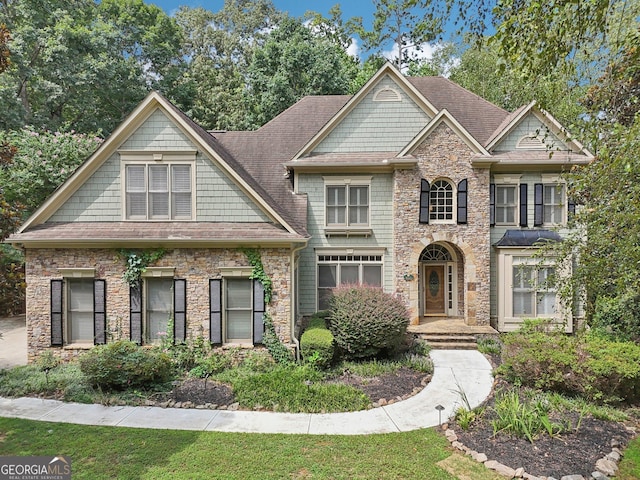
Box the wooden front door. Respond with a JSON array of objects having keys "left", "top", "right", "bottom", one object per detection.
[{"left": 424, "top": 265, "right": 446, "bottom": 315}]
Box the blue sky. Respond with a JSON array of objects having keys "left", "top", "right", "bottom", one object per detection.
[
  {"left": 149, "top": 0, "right": 460, "bottom": 62},
  {"left": 149, "top": 0, "right": 376, "bottom": 24}
]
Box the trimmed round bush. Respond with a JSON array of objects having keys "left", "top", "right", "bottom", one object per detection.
[
  {"left": 79, "top": 340, "right": 174, "bottom": 391},
  {"left": 301, "top": 324, "right": 335, "bottom": 369},
  {"left": 327, "top": 284, "right": 409, "bottom": 359}
]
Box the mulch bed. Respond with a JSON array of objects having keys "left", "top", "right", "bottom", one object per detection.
[{"left": 454, "top": 404, "right": 635, "bottom": 478}]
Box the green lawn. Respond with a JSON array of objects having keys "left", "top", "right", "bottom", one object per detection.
[{"left": 0, "top": 417, "right": 458, "bottom": 479}]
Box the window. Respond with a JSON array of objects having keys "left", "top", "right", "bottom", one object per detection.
[
  {"left": 50, "top": 274, "right": 106, "bottom": 347},
  {"left": 495, "top": 185, "right": 517, "bottom": 224},
  {"left": 543, "top": 184, "right": 564, "bottom": 225},
  {"left": 512, "top": 264, "right": 557, "bottom": 317},
  {"left": 317, "top": 254, "right": 383, "bottom": 310},
  {"left": 209, "top": 276, "right": 266, "bottom": 345},
  {"left": 326, "top": 184, "right": 369, "bottom": 226},
  {"left": 145, "top": 278, "right": 173, "bottom": 343},
  {"left": 67, "top": 279, "right": 95, "bottom": 344},
  {"left": 125, "top": 163, "right": 192, "bottom": 220},
  {"left": 129, "top": 273, "right": 186, "bottom": 345},
  {"left": 429, "top": 180, "right": 454, "bottom": 222},
  {"left": 225, "top": 278, "right": 253, "bottom": 342}
]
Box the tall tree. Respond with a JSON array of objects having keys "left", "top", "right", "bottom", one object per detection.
[
  {"left": 246, "top": 16, "right": 358, "bottom": 126},
  {"left": 176, "top": 0, "right": 285, "bottom": 130},
  {"left": 0, "top": 0, "right": 186, "bottom": 134},
  {"left": 448, "top": 41, "right": 586, "bottom": 127},
  {"left": 0, "top": 23, "right": 9, "bottom": 72},
  {"left": 349, "top": 0, "right": 442, "bottom": 69}
]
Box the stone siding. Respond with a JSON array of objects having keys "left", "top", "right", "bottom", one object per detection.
[
  {"left": 25, "top": 247, "right": 292, "bottom": 362},
  {"left": 393, "top": 123, "right": 491, "bottom": 326}
]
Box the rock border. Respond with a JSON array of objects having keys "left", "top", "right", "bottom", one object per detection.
[{"left": 444, "top": 426, "right": 631, "bottom": 480}]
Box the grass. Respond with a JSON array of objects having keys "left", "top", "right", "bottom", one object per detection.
[
  {"left": 618, "top": 435, "right": 640, "bottom": 479},
  {"left": 0, "top": 417, "right": 458, "bottom": 479}
]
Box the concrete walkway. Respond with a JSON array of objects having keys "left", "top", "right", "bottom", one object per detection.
[
  {"left": 0, "top": 315, "right": 27, "bottom": 369},
  {"left": 0, "top": 350, "right": 493, "bottom": 435}
]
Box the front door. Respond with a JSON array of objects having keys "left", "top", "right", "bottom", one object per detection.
[{"left": 424, "top": 265, "right": 446, "bottom": 315}]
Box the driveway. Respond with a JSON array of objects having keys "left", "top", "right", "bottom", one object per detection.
[{"left": 0, "top": 315, "right": 27, "bottom": 369}]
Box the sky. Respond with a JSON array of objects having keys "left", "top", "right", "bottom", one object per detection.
[
  {"left": 148, "top": 0, "right": 453, "bottom": 63},
  {"left": 150, "top": 0, "right": 375, "bottom": 25}
]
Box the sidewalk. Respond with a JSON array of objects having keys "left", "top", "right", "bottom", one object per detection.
[{"left": 0, "top": 350, "right": 493, "bottom": 435}]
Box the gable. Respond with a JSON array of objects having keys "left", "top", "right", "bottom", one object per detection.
[
  {"left": 312, "top": 75, "right": 431, "bottom": 154},
  {"left": 491, "top": 112, "right": 569, "bottom": 152},
  {"left": 48, "top": 108, "right": 271, "bottom": 224}
]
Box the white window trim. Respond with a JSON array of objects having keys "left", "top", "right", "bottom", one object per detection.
[
  {"left": 58, "top": 268, "right": 96, "bottom": 278},
  {"left": 323, "top": 176, "right": 372, "bottom": 235},
  {"left": 429, "top": 178, "right": 456, "bottom": 224},
  {"left": 494, "top": 184, "right": 519, "bottom": 226},
  {"left": 120, "top": 150, "right": 197, "bottom": 222},
  {"left": 497, "top": 248, "right": 572, "bottom": 333},
  {"left": 64, "top": 276, "right": 95, "bottom": 346},
  {"left": 143, "top": 276, "right": 174, "bottom": 344},
  {"left": 540, "top": 175, "right": 567, "bottom": 227},
  {"left": 222, "top": 277, "right": 254, "bottom": 345},
  {"left": 316, "top": 248, "right": 385, "bottom": 311}
]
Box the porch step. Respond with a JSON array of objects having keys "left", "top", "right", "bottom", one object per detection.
[{"left": 417, "top": 333, "right": 478, "bottom": 350}]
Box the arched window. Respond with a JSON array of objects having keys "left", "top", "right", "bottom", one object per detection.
[
  {"left": 429, "top": 179, "right": 454, "bottom": 221},
  {"left": 419, "top": 244, "right": 452, "bottom": 262}
]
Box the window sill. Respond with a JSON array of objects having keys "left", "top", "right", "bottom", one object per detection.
[
  {"left": 324, "top": 227, "right": 373, "bottom": 237},
  {"left": 63, "top": 343, "right": 94, "bottom": 350}
]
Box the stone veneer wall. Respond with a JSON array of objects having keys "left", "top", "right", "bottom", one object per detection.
[
  {"left": 393, "top": 123, "right": 491, "bottom": 326},
  {"left": 24, "top": 247, "right": 292, "bottom": 362}
]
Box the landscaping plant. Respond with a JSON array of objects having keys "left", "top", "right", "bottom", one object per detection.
[
  {"left": 78, "top": 340, "right": 174, "bottom": 391},
  {"left": 328, "top": 284, "right": 410, "bottom": 359}
]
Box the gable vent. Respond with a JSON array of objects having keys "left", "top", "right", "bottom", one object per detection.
[
  {"left": 373, "top": 87, "right": 402, "bottom": 102},
  {"left": 516, "top": 134, "right": 546, "bottom": 150}
]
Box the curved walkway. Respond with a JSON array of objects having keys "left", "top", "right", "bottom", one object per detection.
[{"left": 0, "top": 350, "right": 493, "bottom": 435}]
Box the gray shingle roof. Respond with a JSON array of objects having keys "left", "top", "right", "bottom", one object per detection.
[
  {"left": 406, "top": 76, "right": 509, "bottom": 146},
  {"left": 9, "top": 222, "right": 303, "bottom": 246}
]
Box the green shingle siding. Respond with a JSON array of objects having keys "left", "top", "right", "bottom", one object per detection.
[
  {"left": 493, "top": 114, "right": 568, "bottom": 151},
  {"left": 297, "top": 173, "right": 395, "bottom": 314},
  {"left": 313, "top": 76, "right": 430, "bottom": 153}
]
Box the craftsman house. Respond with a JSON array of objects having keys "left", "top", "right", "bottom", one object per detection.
[{"left": 7, "top": 63, "right": 592, "bottom": 361}]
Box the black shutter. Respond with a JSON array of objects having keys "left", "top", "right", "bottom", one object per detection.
[
  {"left": 489, "top": 184, "right": 495, "bottom": 227},
  {"left": 130, "top": 282, "right": 143, "bottom": 344},
  {"left": 419, "top": 179, "right": 430, "bottom": 224},
  {"left": 253, "top": 280, "right": 265, "bottom": 345},
  {"left": 210, "top": 279, "right": 222, "bottom": 345},
  {"left": 534, "top": 183, "right": 544, "bottom": 226},
  {"left": 457, "top": 179, "right": 468, "bottom": 224},
  {"left": 51, "top": 279, "right": 64, "bottom": 346},
  {"left": 93, "top": 279, "right": 106, "bottom": 345},
  {"left": 568, "top": 197, "right": 576, "bottom": 219},
  {"left": 519, "top": 184, "right": 528, "bottom": 227},
  {"left": 173, "top": 279, "right": 187, "bottom": 344}
]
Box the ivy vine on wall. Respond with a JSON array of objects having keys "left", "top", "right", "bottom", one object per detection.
[
  {"left": 240, "top": 247, "right": 273, "bottom": 303},
  {"left": 118, "top": 249, "right": 166, "bottom": 287}
]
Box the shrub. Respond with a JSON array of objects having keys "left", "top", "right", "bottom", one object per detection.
[
  {"left": 591, "top": 291, "right": 640, "bottom": 341},
  {"left": 328, "top": 284, "right": 410, "bottom": 359},
  {"left": 231, "top": 364, "right": 370, "bottom": 413},
  {"left": 300, "top": 315, "right": 335, "bottom": 369},
  {"left": 79, "top": 340, "right": 174, "bottom": 391},
  {"left": 501, "top": 329, "right": 640, "bottom": 403},
  {"left": 189, "top": 352, "right": 232, "bottom": 378}
]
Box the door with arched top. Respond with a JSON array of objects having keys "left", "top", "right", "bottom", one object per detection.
[{"left": 424, "top": 265, "right": 446, "bottom": 314}]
